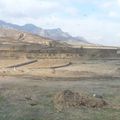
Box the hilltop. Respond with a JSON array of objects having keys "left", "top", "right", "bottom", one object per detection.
[{"left": 0, "top": 20, "right": 89, "bottom": 45}]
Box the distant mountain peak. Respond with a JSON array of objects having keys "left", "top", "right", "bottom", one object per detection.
[
  {"left": 45, "top": 28, "right": 62, "bottom": 33},
  {"left": 54, "top": 28, "right": 62, "bottom": 32},
  {"left": 0, "top": 20, "right": 6, "bottom": 24},
  {"left": 22, "top": 24, "right": 38, "bottom": 28},
  {"left": 0, "top": 19, "right": 90, "bottom": 45}
]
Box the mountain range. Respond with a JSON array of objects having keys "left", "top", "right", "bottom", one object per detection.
[{"left": 0, "top": 20, "right": 89, "bottom": 45}]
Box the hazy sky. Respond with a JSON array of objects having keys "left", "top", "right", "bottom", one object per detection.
[{"left": 0, "top": 0, "right": 120, "bottom": 46}]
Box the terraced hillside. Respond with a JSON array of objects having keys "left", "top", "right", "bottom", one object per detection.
[{"left": 0, "top": 28, "right": 119, "bottom": 63}]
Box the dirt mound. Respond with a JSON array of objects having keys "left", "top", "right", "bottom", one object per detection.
[{"left": 53, "top": 90, "right": 107, "bottom": 112}]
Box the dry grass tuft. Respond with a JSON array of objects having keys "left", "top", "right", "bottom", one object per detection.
[{"left": 53, "top": 90, "right": 108, "bottom": 112}]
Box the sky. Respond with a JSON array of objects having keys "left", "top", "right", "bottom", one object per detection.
[{"left": 0, "top": 0, "right": 120, "bottom": 46}]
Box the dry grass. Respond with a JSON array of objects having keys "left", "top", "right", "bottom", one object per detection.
[
  {"left": 0, "top": 58, "right": 119, "bottom": 120},
  {"left": 0, "top": 76, "right": 119, "bottom": 120},
  {"left": 0, "top": 59, "right": 119, "bottom": 78},
  {"left": 53, "top": 90, "right": 107, "bottom": 112}
]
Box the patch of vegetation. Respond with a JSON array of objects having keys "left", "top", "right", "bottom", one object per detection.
[
  {"left": 0, "top": 77, "right": 119, "bottom": 120},
  {"left": 0, "top": 95, "right": 4, "bottom": 101}
]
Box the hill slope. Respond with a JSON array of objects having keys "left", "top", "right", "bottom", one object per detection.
[
  {"left": 0, "top": 28, "right": 69, "bottom": 48},
  {"left": 0, "top": 20, "right": 89, "bottom": 45}
]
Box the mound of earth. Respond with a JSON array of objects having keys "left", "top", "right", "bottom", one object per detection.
[{"left": 53, "top": 90, "right": 107, "bottom": 112}]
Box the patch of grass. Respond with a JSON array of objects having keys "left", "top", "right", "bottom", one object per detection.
[
  {"left": 0, "top": 95, "right": 5, "bottom": 103},
  {"left": 0, "top": 77, "right": 119, "bottom": 120}
]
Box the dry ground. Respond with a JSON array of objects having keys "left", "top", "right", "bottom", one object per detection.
[
  {"left": 0, "top": 58, "right": 120, "bottom": 120},
  {"left": 0, "top": 59, "right": 119, "bottom": 78}
]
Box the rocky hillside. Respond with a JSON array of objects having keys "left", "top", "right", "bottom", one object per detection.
[
  {"left": 0, "top": 28, "right": 69, "bottom": 48},
  {"left": 0, "top": 20, "right": 89, "bottom": 45}
]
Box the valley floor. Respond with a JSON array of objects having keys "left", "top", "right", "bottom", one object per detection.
[
  {"left": 0, "top": 76, "right": 120, "bottom": 120},
  {"left": 0, "top": 58, "right": 120, "bottom": 120},
  {"left": 0, "top": 58, "right": 120, "bottom": 78}
]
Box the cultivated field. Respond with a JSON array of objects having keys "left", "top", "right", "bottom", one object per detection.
[{"left": 0, "top": 59, "right": 119, "bottom": 78}]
